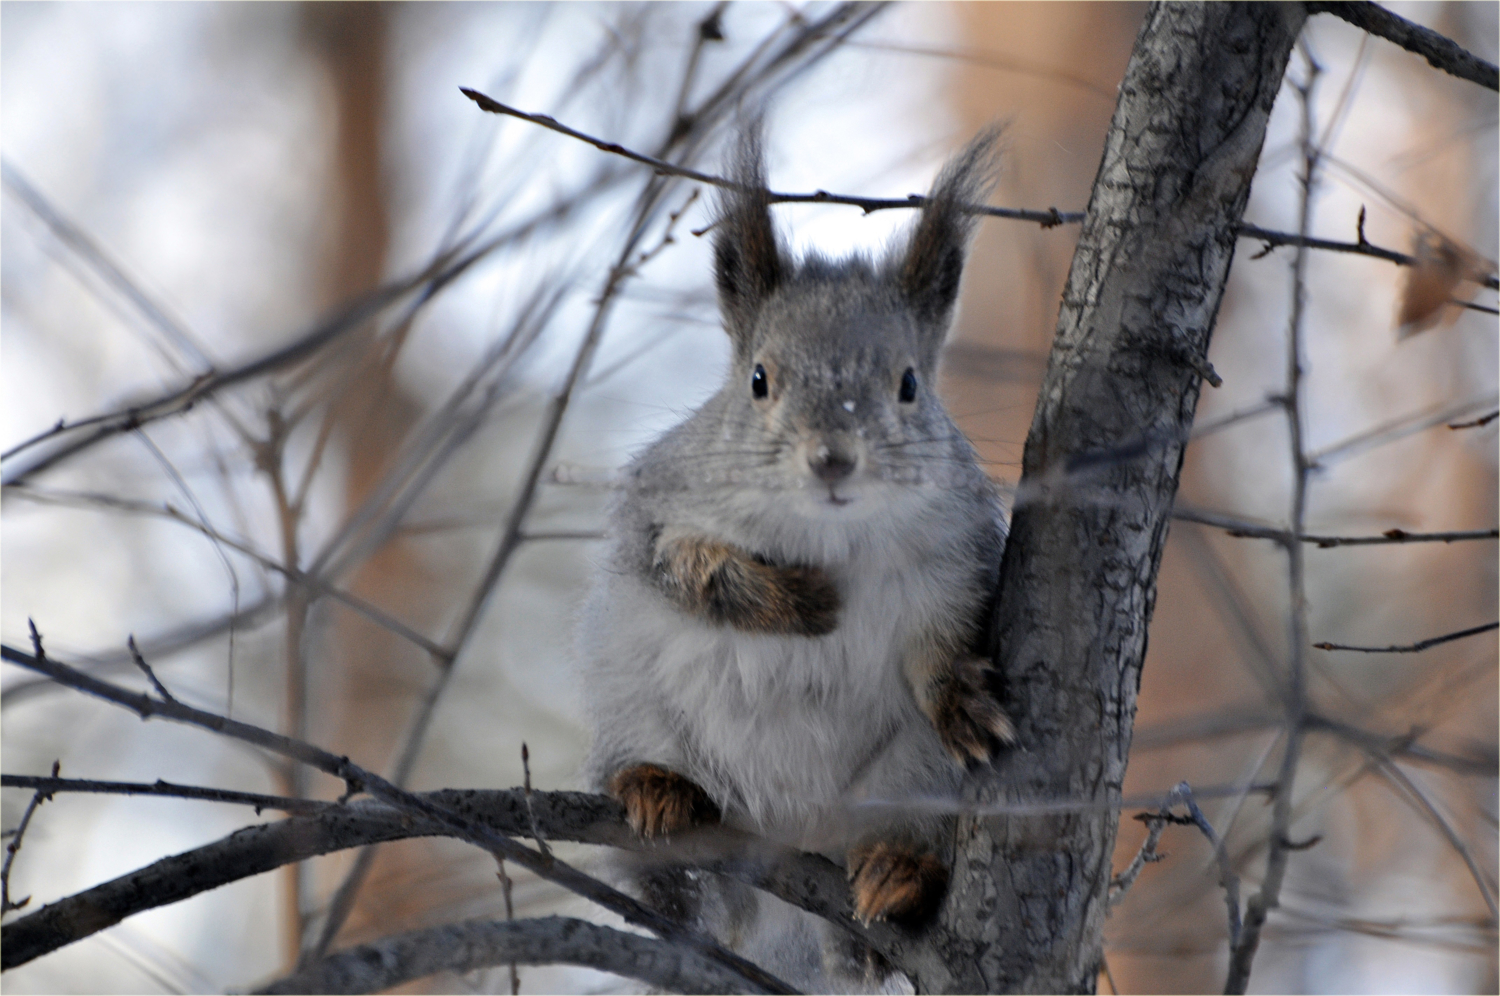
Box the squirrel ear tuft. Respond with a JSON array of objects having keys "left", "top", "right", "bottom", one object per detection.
[
  {"left": 713, "top": 124, "right": 784, "bottom": 347},
  {"left": 897, "top": 125, "right": 1003, "bottom": 331}
]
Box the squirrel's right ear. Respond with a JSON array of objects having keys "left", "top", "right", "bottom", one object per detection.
[{"left": 713, "top": 126, "right": 784, "bottom": 349}]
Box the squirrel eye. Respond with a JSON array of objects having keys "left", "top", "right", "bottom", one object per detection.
[
  {"left": 751, "top": 363, "right": 768, "bottom": 399},
  {"left": 899, "top": 367, "right": 918, "bottom": 404}
]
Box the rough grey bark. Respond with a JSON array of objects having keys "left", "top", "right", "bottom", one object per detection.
[{"left": 903, "top": 5, "right": 1305, "bottom": 992}]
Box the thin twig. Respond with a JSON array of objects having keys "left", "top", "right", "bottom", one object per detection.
[
  {"left": 1235, "top": 222, "right": 1500, "bottom": 291},
  {"left": 1306, "top": 1, "right": 1499, "bottom": 92},
  {"left": 1, "top": 485, "right": 453, "bottom": 662},
  {"left": 1365, "top": 757, "right": 1500, "bottom": 922},
  {"left": 459, "top": 88, "right": 1084, "bottom": 228},
  {"left": 126, "top": 636, "right": 178, "bottom": 704},
  {"left": 1449, "top": 410, "right": 1498, "bottom": 430},
  {"left": 521, "top": 742, "right": 552, "bottom": 860},
  {"left": 0, "top": 639, "right": 795, "bottom": 994},
  {"left": 1313, "top": 620, "right": 1498, "bottom": 653},
  {"left": 1306, "top": 392, "right": 1500, "bottom": 466},
  {"left": 1173, "top": 507, "right": 1499, "bottom": 547},
  {"left": 496, "top": 859, "right": 520, "bottom": 996},
  {"left": 1108, "top": 813, "right": 1169, "bottom": 910},
  {"left": 1, "top": 760, "right": 57, "bottom": 915},
  {"left": 1, "top": 161, "right": 214, "bottom": 372},
  {"left": 1, "top": 774, "right": 326, "bottom": 815},
  {"left": 1225, "top": 47, "right": 1321, "bottom": 995}
]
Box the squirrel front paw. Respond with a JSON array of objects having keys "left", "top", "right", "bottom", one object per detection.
[
  {"left": 607, "top": 763, "right": 720, "bottom": 839},
  {"left": 931, "top": 655, "right": 1015, "bottom": 765},
  {"left": 654, "top": 534, "right": 840, "bottom": 636},
  {"left": 846, "top": 841, "right": 947, "bottom": 925}
]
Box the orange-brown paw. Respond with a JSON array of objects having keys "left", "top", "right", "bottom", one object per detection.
[
  {"left": 607, "top": 763, "right": 720, "bottom": 839},
  {"left": 846, "top": 842, "right": 947, "bottom": 925},
  {"left": 932, "top": 655, "right": 1014, "bottom": 765}
]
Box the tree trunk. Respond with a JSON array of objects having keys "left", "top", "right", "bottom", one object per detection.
[{"left": 907, "top": 5, "right": 1304, "bottom": 992}]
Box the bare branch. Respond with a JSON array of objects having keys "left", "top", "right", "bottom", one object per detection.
[
  {"left": 1449, "top": 410, "right": 1499, "bottom": 430},
  {"left": 256, "top": 916, "right": 758, "bottom": 995},
  {"left": 1236, "top": 222, "right": 1500, "bottom": 291},
  {"left": 1306, "top": 392, "right": 1500, "bottom": 466},
  {"left": 2, "top": 760, "right": 57, "bottom": 915},
  {"left": 1313, "top": 620, "right": 1499, "bottom": 653},
  {"left": 1173, "top": 506, "right": 1499, "bottom": 547},
  {"left": 1307, "top": 1, "right": 1499, "bottom": 92},
  {"left": 0, "top": 639, "right": 795, "bottom": 994},
  {"left": 1, "top": 160, "right": 214, "bottom": 372},
  {"left": 1108, "top": 814, "right": 1169, "bottom": 910},
  {"left": 1, "top": 774, "right": 326, "bottom": 815},
  {"left": 459, "top": 88, "right": 1084, "bottom": 228},
  {"left": 1226, "top": 47, "right": 1321, "bottom": 993}
]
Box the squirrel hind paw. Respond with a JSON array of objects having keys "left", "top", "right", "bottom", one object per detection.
[
  {"left": 607, "top": 763, "right": 720, "bottom": 839},
  {"left": 934, "top": 657, "right": 1016, "bottom": 765},
  {"left": 847, "top": 842, "right": 947, "bottom": 925}
]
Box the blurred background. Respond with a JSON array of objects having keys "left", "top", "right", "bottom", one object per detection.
[{"left": 2, "top": 3, "right": 1495, "bottom": 993}]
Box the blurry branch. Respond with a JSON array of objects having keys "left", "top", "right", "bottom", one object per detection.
[
  {"left": 0, "top": 159, "right": 626, "bottom": 486},
  {"left": 0, "top": 640, "right": 795, "bottom": 994},
  {"left": 1237, "top": 222, "right": 1500, "bottom": 291},
  {"left": 843, "top": 39, "right": 1116, "bottom": 101},
  {"left": 1449, "top": 410, "right": 1498, "bottom": 429},
  {"left": 459, "top": 88, "right": 1084, "bottom": 228},
  {"left": 1306, "top": 1, "right": 1500, "bottom": 92},
  {"left": 1173, "top": 506, "right": 1499, "bottom": 547},
  {"left": 1, "top": 760, "right": 56, "bottom": 916},
  {"left": 1, "top": 161, "right": 213, "bottom": 373},
  {"left": 1364, "top": 752, "right": 1500, "bottom": 922},
  {"left": 1226, "top": 48, "right": 1321, "bottom": 995},
  {"left": 0, "top": 264, "right": 434, "bottom": 484},
  {"left": 258, "top": 917, "right": 757, "bottom": 995},
  {"left": 2, "top": 596, "right": 280, "bottom": 709},
  {"left": 1190, "top": 397, "right": 1281, "bottom": 439},
  {"left": 1313, "top": 620, "right": 1499, "bottom": 653},
  {"left": 1308, "top": 715, "right": 1498, "bottom": 779},
  {"left": 1307, "top": 391, "right": 1500, "bottom": 466},
  {"left": 2, "top": 488, "right": 452, "bottom": 664},
  {"left": 0, "top": 775, "right": 328, "bottom": 816}
]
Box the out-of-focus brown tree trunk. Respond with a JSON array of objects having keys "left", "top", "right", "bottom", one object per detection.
[{"left": 294, "top": 2, "right": 451, "bottom": 970}]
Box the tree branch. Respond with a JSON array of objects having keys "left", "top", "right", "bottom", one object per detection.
[
  {"left": 0, "top": 640, "right": 794, "bottom": 994},
  {"left": 0, "top": 774, "right": 328, "bottom": 815},
  {"left": 257, "top": 917, "right": 756, "bottom": 995},
  {"left": 1173, "top": 506, "right": 1499, "bottom": 547},
  {"left": 1307, "top": 1, "right": 1499, "bottom": 92},
  {"left": 1235, "top": 222, "right": 1500, "bottom": 291},
  {"left": 459, "top": 88, "right": 1084, "bottom": 228},
  {"left": 1313, "top": 620, "right": 1499, "bottom": 653}
]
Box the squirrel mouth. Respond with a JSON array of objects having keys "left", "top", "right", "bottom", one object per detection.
[{"left": 825, "top": 486, "right": 851, "bottom": 507}]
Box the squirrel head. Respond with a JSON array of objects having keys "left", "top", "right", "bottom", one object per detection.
[{"left": 705, "top": 124, "right": 1002, "bottom": 512}]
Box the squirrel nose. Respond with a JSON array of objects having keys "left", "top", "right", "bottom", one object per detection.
[{"left": 809, "top": 444, "right": 856, "bottom": 483}]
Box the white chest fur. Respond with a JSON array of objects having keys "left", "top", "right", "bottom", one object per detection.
[{"left": 582, "top": 521, "right": 966, "bottom": 849}]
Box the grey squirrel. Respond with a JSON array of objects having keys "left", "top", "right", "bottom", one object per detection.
[{"left": 579, "top": 125, "right": 1011, "bottom": 991}]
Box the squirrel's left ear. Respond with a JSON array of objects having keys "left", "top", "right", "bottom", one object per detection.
[
  {"left": 895, "top": 125, "right": 1003, "bottom": 336},
  {"left": 713, "top": 124, "right": 785, "bottom": 353}
]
